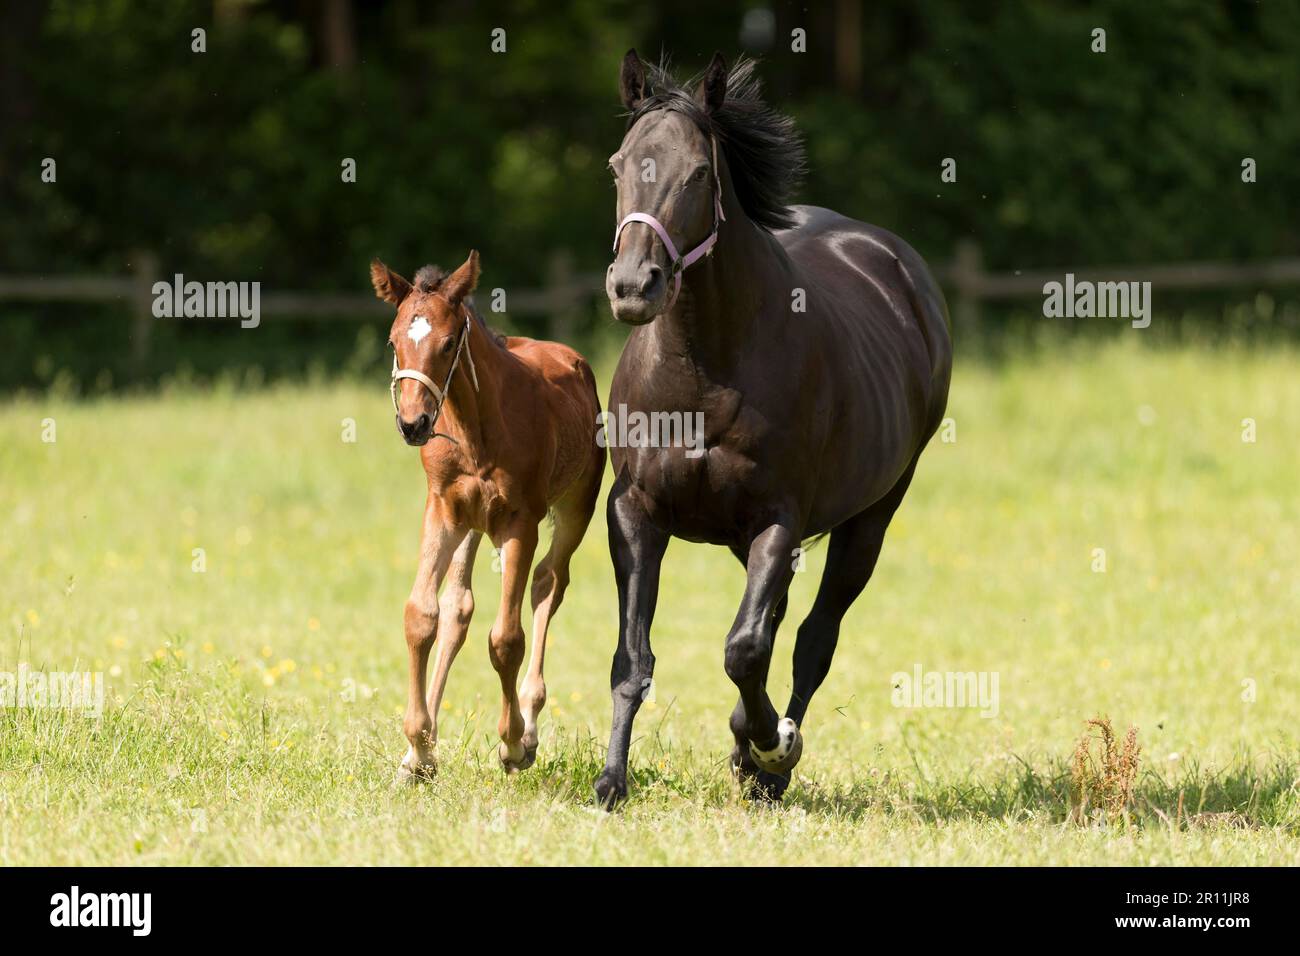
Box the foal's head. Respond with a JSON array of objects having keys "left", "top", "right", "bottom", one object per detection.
[
  {"left": 371, "top": 250, "right": 480, "bottom": 446},
  {"left": 607, "top": 50, "right": 805, "bottom": 325}
]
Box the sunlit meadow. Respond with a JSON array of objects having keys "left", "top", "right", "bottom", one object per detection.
[{"left": 2, "top": 337, "right": 1297, "bottom": 864}]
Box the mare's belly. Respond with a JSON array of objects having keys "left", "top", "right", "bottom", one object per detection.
[{"left": 620, "top": 441, "right": 764, "bottom": 546}]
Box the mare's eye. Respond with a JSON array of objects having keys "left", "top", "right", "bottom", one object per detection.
[
  {"left": 691, "top": 164, "right": 710, "bottom": 182},
  {"left": 440, "top": 337, "right": 456, "bottom": 355}
]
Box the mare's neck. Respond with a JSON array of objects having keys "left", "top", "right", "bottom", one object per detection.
[{"left": 649, "top": 174, "right": 789, "bottom": 374}]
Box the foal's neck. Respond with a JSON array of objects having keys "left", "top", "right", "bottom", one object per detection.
[{"left": 436, "top": 318, "right": 500, "bottom": 467}]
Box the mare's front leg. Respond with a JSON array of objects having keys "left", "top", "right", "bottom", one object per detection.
[
  {"left": 727, "top": 521, "right": 802, "bottom": 795},
  {"left": 397, "top": 503, "right": 467, "bottom": 783},
  {"left": 490, "top": 518, "right": 539, "bottom": 773},
  {"left": 594, "top": 479, "right": 669, "bottom": 808}
]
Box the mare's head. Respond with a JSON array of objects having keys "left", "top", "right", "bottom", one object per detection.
[
  {"left": 606, "top": 50, "right": 805, "bottom": 324},
  {"left": 371, "top": 251, "right": 480, "bottom": 446}
]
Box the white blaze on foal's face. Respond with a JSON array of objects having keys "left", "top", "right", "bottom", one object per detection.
[{"left": 407, "top": 315, "right": 433, "bottom": 345}]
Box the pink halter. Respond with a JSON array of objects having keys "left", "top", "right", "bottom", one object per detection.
[{"left": 612, "top": 134, "right": 726, "bottom": 309}]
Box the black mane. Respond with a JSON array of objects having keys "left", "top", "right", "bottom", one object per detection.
[{"left": 626, "top": 57, "right": 806, "bottom": 232}]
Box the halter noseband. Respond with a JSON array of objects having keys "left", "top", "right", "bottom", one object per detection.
[
  {"left": 390, "top": 303, "right": 480, "bottom": 442},
  {"left": 611, "top": 133, "right": 726, "bottom": 310}
]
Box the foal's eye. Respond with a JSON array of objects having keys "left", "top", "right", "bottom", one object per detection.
[
  {"left": 439, "top": 337, "right": 456, "bottom": 355},
  {"left": 691, "top": 164, "right": 710, "bottom": 183}
]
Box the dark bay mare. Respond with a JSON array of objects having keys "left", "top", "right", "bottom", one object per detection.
[{"left": 595, "top": 51, "right": 953, "bottom": 806}]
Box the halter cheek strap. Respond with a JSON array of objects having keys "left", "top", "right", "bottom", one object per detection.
[
  {"left": 390, "top": 305, "right": 479, "bottom": 440},
  {"left": 611, "top": 135, "right": 725, "bottom": 310}
]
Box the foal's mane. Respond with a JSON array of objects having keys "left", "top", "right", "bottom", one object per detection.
[
  {"left": 412, "top": 264, "right": 507, "bottom": 347},
  {"left": 626, "top": 57, "right": 806, "bottom": 232}
]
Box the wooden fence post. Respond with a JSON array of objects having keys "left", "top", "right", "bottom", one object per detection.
[
  {"left": 545, "top": 249, "right": 577, "bottom": 341},
  {"left": 952, "top": 239, "right": 982, "bottom": 331},
  {"left": 129, "top": 250, "right": 159, "bottom": 371}
]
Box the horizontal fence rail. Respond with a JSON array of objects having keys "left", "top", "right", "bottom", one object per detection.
[{"left": 3, "top": 245, "right": 1299, "bottom": 362}]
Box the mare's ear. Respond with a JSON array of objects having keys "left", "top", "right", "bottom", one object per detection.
[
  {"left": 370, "top": 259, "right": 412, "bottom": 306},
  {"left": 442, "top": 250, "right": 481, "bottom": 304},
  {"left": 698, "top": 51, "right": 728, "bottom": 114},
  {"left": 620, "top": 48, "right": 647, "bottom": 110}
]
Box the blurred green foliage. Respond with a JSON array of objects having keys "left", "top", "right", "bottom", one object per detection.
[{"left": 1, "top": 0, "right": 1297, "bottom": 390}]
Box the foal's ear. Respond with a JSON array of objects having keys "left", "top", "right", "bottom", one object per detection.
[
  {"left": 370, "top": 259, "right": 412, "bottom": 306},
  {"left": 619, "top": 48, "right": 647, "bottom": 110},
  {"left": 443, "top": 250, "right": 481, "bottom": 304},
  {"left": 698, "top": 51, "right": 728, "bottom": 114}
]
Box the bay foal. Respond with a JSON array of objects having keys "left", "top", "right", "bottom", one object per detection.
[{"left": 372, "top": 251, "right": 604, "bottom": 781}]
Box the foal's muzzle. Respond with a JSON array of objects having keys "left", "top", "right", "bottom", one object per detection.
[{"left": 396, "top": 412, "right": 432, "bottom": 446}]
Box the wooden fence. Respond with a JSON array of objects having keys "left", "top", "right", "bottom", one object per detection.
[{"left": 3, "top": 244, "right": 1299, "bottom": 363}]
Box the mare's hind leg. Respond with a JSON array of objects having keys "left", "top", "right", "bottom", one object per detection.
[
  {"left": 785, "top": 461, "right": 918, "bottom": 729},
  {"left": 519, "top": 488, "right": 598, "bottom": 769}
]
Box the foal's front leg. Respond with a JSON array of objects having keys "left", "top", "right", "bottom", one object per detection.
[
  {"left": 425, "top": 531, "right": 482, "bottom": 735},
  {"left": 490, "top": 519, "right": 538, "bottom": 773},
  {"left": 397, "top": 508, "right": 467, "bottom": 783}
]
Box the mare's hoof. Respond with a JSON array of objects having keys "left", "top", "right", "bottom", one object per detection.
[
  {"left": 744, "top": 770, "right": 791, "bottom": 803},
  {"left": 730, "top": 750, "right": 792, "bottom": 803},
  {"left": 593, "top": 771, "right": 628, "bottom": 810},
  {"left": 499, "top": 740, "right": 535, "bottom": 774},
  {"left": 749, "top": 717, "right": 803, "bottom": 776}
]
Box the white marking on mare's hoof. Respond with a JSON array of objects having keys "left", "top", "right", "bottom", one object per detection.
[{"left": 749, "top": 717, "right": 803, "bottom": 775}]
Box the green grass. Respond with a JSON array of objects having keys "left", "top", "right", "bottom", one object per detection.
[{"left": 2, "top": 337, "right": 1298, "bottom": 865}]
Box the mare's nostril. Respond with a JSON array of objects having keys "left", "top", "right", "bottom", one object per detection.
[
  {"left": 613, "top": 273, "right": 637, "bottom": 299},
  {"left": 639, "top": 266, "right": 663, "bottom": 297}
]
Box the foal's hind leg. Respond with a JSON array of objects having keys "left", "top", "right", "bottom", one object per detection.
[
  {"left": 519, "top": 496, "right": 596, "bottom": 768},
  {"left": 785, "top": 462, "right": 917, "bottom": 728},
  {"left": 490, "top": 520, "right": 539, "bottom": 773}
]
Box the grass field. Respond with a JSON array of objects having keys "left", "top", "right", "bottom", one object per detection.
[{"left": 2, "top": 337, "right": 1298, "bottom": 865}]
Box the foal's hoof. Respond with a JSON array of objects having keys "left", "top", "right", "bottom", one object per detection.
[
  {"left": 749, "top": 717, "right": 803, "bottom": 776},
  {"left": 394, "top": 760, "right": 435, "bottom": 787},
  {"left": 593, "top": 771, "right": 628, "bottom": 811},
  {"left": 498, "top": 740, "right": 535, "bottom": 774}
]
